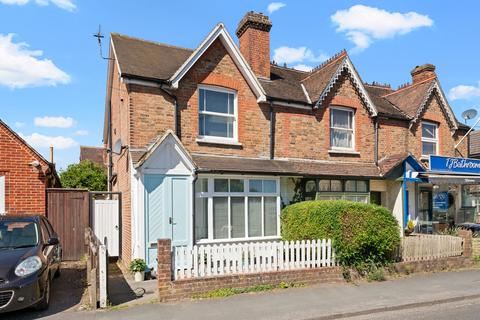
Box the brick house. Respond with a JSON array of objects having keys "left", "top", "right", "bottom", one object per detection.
[
  {"left": 79, "top": 146, "right": 106, "bottom": 169},
  {"left": 104, "top": 12, "right": 472, "bottom": 266},
  {"left": 0, "top": 120, "right": 60, "bottom": 215}
]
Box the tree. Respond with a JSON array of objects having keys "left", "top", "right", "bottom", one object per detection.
[{"left": 60, "top": 160, "right": 107, "bottom": 191}]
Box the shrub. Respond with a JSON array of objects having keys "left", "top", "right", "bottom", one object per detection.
[
  {"left": 129, "top": 259, "right": 147, "bottom": 273},
  {"left": 281, "top": 200, "right": 400, "bottom": 268}
]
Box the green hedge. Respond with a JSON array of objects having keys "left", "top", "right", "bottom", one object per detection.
[{"left": 281, "top": 200, "right": 400, "bottom": 267}]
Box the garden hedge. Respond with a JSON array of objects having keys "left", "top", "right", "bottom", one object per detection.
[{"left": 281, "top": 200, "right": 400, "bottom": 267}]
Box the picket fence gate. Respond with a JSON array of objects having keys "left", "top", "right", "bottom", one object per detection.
[
  {"left": 173, "top": 239, "right": 335, "bottom": 280},
  {"left": 401, "top": 234, "right": 464, "bottom": 262}
]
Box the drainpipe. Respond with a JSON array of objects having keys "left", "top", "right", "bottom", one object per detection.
[
  {"left": 374, "top": 117, "right": 379, "bottom": 166},
  {"left": 159, "top": 84, "right": 179, "bottom": 137},
  {"left": 269, "top": 100, "right": 275, "bottom": 160},
  {"left": 192, "top": 171, "right": 198, "bottom": 246}
]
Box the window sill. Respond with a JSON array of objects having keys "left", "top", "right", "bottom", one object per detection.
[
  {"left": 196, "top": 137, "right": 242, "bottom": 147},
  {"left": 328, "top": 149, "right": 360, "bottom": 155}
]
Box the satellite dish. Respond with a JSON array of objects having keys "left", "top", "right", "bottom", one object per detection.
[
  {"left": 461, "top": 109, "right": 478, "bottom": 123},
  {"left": 112, "top": 138, "right": 124, "bottom": 155}
]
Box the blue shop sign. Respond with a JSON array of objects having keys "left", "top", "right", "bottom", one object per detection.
[
  {"left": 429, "top": 155, "right": 480, "bottom": 174},
  {"left": 433, "top": 192, "right": 449, "bottom": 211}
]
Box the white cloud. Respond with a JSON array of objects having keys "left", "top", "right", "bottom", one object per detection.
[
  {"left": 14, "top": 121, "right": 25, "bottom": 128},
  {"left": 449, "top": 82, "right": 480, "bottom": 101},
  {"left": 0, "top": 34, "right": 70, "bottom": 88},
  {"left": 267, "top": 2, "right": 286, "bottom": 14},
  {"left": 331, "top": 5, "right": 433, "bottom": 52},
  {"left": 21, "top": 132, "right": 77, "bottom": 149},
  {"left": 292, "top": 64, "right": 313, "bottom": 72},
  {"left": 0, "top": 0, "right": 76, "bottom": 11},
  {"left": 273, "top": 46, "right": 328, "bottom": 64},
  {"left": 73, "top": 130, "right": 89, "bottom": 136},
  {"left": 34, "top": 116, "right": 75, "bottom": 128}
]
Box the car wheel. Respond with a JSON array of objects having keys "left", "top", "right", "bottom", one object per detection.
[
  {"left": 35, "top": 278, "right": 51, "bottom": 311},
  {"left": 54, "top": 266, "right": 61, "bottom": 278}
]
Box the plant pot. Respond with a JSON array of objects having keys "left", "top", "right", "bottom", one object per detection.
[
  {"left": 404, "top": 229, "right": 414, "bottom": 236},
  {"left": 134, "top": 271, "right": 145, "bottom": 282}
]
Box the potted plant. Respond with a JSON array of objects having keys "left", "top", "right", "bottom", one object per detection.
[
  {"left": 405, "top": 219, "right": 415, "bottom": 236},
  {"left": 129, "top": 259, "right": 147, "bottom": 282}
]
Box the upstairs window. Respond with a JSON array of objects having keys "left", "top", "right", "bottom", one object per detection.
[
  {"left": 330, "top": 107, "right": 354, "bottom": 150},
  {"left": 422, "top": 122, "right": 438, "bottom": 156},
  {"left": 198, "top": 86, "right": 237, "bottom": 141}
]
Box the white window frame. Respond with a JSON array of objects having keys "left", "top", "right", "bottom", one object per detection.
[
  {"left": 421, "top": 121, "right": 438, "bottom": 157},
  {"left": 197, "top": 85, "right": 238, "bottom": 144},
  {"left": 0, "top": 176, "right": 4, "bottom": 215},
  {"left": 330, "top": 106, "right": 355, "bottom": 151},
  {"left": 195, "top": 175, "right": 281, "bottom": 244}
]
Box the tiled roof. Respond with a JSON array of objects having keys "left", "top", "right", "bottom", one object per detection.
[
  {"left": 259, "top": 65, "right": 310, "bottom": 104},
  {"left": 111, "top": 33, "right": 193, "bottom": 81},
  {"left": 364, "top": 85, "right": 409, "bottom": 120},
  {"left": 383, "top": 79, "right": 435, "bottom": 117},
  {"left": 80, "top": 146, "right": 105, "bottom": 167}
]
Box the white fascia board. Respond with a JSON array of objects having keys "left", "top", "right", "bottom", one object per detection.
[
  {"left": 110, "top": 37, "right": 123, "bottom": 77},
  {"left": 121, "top": 77, "right": 160, "bottom": 88},
  {"left": 344, "top": 57, "right": 378, "bottom": 117},
  {"left": 169, "top": 23, "right": 266, "bottom": 102}
]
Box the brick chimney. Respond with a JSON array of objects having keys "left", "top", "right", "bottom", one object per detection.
[
  {"left": 411, "top": 64, "right": 436, "bottom": 84},
  {"left": 236, "top": 11, "right": 272, "bottom": 79}
]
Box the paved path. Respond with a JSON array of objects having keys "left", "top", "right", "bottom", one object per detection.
[{"left": 5, "top": 269, "right": 480, "bottom": 320}]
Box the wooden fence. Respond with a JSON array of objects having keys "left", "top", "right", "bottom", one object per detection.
[
  {"left": 401, "top": 234, "right": 464, "bottom": 262},
  {"left": 85, "top": 227, "right": 108, "bottom": 308},
  {"left": 173, "top": 239, "right": 335, "bottom": 280}
]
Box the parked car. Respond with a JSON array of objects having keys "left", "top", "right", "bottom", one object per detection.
[
  {"left": 0, "top": 215, "right": 61, "bottom": 313},
  {"left": 456, "top": 223, "right": 480, "bottom": 236}
]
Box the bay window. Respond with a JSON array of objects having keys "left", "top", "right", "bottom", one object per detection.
[
  {"left": 195, "top": 177, "right": 280, "bottom": 242},
  {"left": 330, "top": 107, "right": 355, "bottom": 150},
  {"left": 421, "top": 121, "right": 438, "bottom": 156},
  {"left": 198, "top": 86, "right": 237, "bottom": 142}
]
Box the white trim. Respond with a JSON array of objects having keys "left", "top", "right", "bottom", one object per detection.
[
  {"left": 110, "top": 36, "right": 123, "bottom": 78},
  {"left": 300, "top": 83, "right": 312, "bottom": 104},
  {"left": 0, "top": 175, "right": 5, "bottom": 215},
  {"left": 169, "top": 23, "right": 266, "bottom": 102},
  {"left": 330, "top": 106, "right": 355, "bottom": 151},
  {"left": 196, "top": 137, "right": 242, "bottom": 146},
  {"left": 0, "top": 290, "right": 14, "bottom": 310},
  {"left": 121, "top": 77, "right": 159, "bottom": 88},
  {"left": 421, "top": 121, "right": 439, "bottom": 157}
]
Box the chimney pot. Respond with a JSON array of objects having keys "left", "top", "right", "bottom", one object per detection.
[{"left": 411, "top": 64, "right": 436, "bottom": 84}]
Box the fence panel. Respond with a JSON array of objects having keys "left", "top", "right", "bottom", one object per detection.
[
  {"left": 401, "top": 234, "right": 464, "bottom": 262},
  {"left": 85, "top": 227, "right": 108, "bottom": 309},
  {"left": 173, "top": 239, "right": 335, "bottom": 280}
]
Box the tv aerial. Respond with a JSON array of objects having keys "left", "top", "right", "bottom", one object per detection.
[
  {"left": 461, "top": 109, "right": 478, "bottom": 124},
  {"left": 93, "top": 25, "right": 114, "bottom": 60}
]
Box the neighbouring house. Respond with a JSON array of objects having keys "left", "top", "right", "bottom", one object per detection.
[
  {"left": 104, "top": 11, "right": 474, "bottom": 267},
  {"left": 80, "top": 146, "right": 106, "bottom": 169},
  {"left": 0, "top": 119, "right": 60, "bottom": 215}
]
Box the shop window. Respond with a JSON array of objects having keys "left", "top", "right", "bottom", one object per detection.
[
  {"left": 303, "top": 178, "right": 370, "bottom": 204},
  {"left": 422, "top": 122, "right": 438, "bottom": 156}
]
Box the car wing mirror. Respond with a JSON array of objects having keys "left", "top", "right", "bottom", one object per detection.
[{"left": 47, "top": 237, "right": 60, "bottom": 246}]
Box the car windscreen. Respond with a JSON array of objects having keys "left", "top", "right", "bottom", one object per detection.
[{"left": 0, "top": 221, "right": 39, "bottom": 249}]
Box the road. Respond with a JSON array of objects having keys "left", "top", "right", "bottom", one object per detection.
[{"left": 345, "top": 297, "right": 480, "bottom": 320}]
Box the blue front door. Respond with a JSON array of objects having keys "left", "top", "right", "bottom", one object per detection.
[{"left": 145, "top": 175, "right": 190, "bottom": 269}]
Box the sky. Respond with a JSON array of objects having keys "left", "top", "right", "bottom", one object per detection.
[{"left": 1, "top": 0, "right": 480, "bottom": 170}]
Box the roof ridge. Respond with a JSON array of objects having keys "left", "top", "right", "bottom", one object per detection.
[
  {"left": 270, "top": 63, "right": 309, "bottom": 74},
  {"left": 111, "top": 32, "right": 193, "bottom": 52},
  {"left": 382, "top": 76, "right": 436, "bottom": 98},
  {"left": 301, "top": 49, "right": 347, "bottom": 82},
  {"left": 364, "top": 81, "right": 392, "bottom": 89}
]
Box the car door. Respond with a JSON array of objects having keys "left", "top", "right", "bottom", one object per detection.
[
  {"left": 43, "top": 218, "right": 62, "bottom": 267},
  {"left": 39, "top": 219, "right": 56, "bottom": 279}
]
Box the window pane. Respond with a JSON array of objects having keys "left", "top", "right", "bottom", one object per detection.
[
  {"left": 213, "top": 197, "right": 228, "bottom": 239},
  {"left": 203, "top": 114, "right": 233, "bottom": 138},
  {"left": 331, "top": 129, "right": 353, "bottom": 148},
  {"left": 249, "top": 180, "right": 262, "bottom": 192},
  {"left": 205, "top": 89, "right": 231, "bottom": 114},
  {"left": 305, "top": 180, "right": 317, "bottom": 193},
  {"left": 230, "top": 179, "right": 244, "bottom": 192},
  {"left": 319, "top": 180, "right": 330, "bottom": 192},
  {"left": 195, "top": 197, "right": 208, "bottom": 241},
  {"left": 357, "top": 181, "right": 368, "bottom": 192},
  {"left": 345, "top": 180, "right": 356, "bottom": 192},
  {"left": 199, "top": 89, "right": 205, "bottom": 111},
  {"left": 264, "top": 197, "right": 277, "bottom": 236},
  {"left": 231, "top": 197, "right": 245, "bottom": 238},
  {"left": 228, "top": 93, "right": 234, "bottom": 114},
  {"left": 331, "top": 109, "right": 352, "bottom": 129},
  {"left": 263, "top": 180, "right": 276, "bottom": 193},
  {"left": 331, "top": 180, "right": 342, "bottom": 192},
  {"left": 248, "top": 197, "right": 262, "bottom": 237},
  {"left": 422, "top": 123, "right": 436, "bottom": 139},
  {"left": 422, "top": 141, "right": 437, "bottom": 155},
  {"left": 199, "top": 114, "right": 205, "bottom": 136},
  {"left": 195, "top": 178, "right": 208, "bottom": 193},
  {"left": 214, "top": 179, "right": 228, "bottom": 193}
]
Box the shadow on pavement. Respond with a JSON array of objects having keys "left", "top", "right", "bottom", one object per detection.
[{"left": 108, "top": 261, "right": 137, "bottom": 305}]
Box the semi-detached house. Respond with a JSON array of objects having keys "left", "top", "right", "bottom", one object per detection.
[{"left": 104, "top": 11, "right": 471, "bottom": 268}]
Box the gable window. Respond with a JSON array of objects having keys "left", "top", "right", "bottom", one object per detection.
[
  {"left": 330, "top": 107, "right": 354, "bottom": 150},
  {"left": 422, "top": 122, "right": 438, "bottom": 156},
  {"left": 198, "top": 86, "right": 237, "bottom": 142}
]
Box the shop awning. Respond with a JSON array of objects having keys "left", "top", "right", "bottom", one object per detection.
[{"left": 422, "top": 173, "right": 480, "bottom": 184}]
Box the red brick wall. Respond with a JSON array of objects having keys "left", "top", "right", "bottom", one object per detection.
[
  {"left": 274, "top": 74, "right": 375, "bottom": 162},
  {"left": 378, "top": 118, "right": 409, "bottom": 159},
  {"left": 0, "top": 123, "right": 49, "bottom": 214}
]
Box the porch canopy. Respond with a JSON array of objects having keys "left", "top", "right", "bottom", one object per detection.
[{"left": 421, "top": 173, "right": 480, "bottom": 185}]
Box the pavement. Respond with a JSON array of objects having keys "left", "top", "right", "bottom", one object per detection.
[{"left": 4, "top": 268, "right": 480, "bottom": 320}]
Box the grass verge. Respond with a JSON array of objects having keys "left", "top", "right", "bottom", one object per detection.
[{"left": 193, "top": 282, "right": 305, "bottom": 299}]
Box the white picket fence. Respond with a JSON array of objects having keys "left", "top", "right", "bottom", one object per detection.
[
  {"left": 173, "top": 239, "right": 335, "bottom": 280},
  {"left": 401, "top": 234, "right": 464, "bottom": 262}
]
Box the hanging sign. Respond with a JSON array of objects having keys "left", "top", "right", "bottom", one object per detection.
[{"left": 429, "top": 155, "right": 480, "bottom": 174}]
